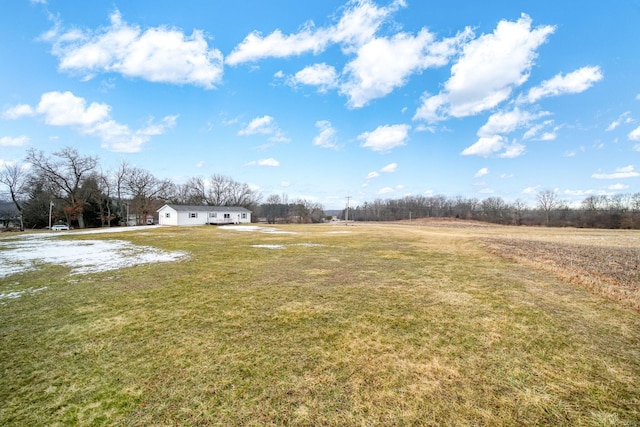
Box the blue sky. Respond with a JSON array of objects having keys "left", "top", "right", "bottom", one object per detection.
[{"left": 1, "top": 0, "right": 639, "bottom": 209}]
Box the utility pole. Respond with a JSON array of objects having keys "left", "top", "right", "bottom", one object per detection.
[
  {"left": 48, "top": 201, "right": 54, "bottom": 229},
  {"left": 345, "top": 196, "right": 351, "bottom": 222}
]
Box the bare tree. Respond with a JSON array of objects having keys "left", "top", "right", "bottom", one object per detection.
[
  {"left": 0, "top": 163, "right": 29, "bottom": 230},
  {"left": 122, "top": 167, "right": 174, "bottom": 225},
  {"left": 537, "top": 189, "right": 560, "bottom": 226},
  {"left": 26, "top": 147, "right": 98, "bottom": 228}
]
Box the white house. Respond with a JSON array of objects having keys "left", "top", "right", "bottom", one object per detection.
[{"left": 157, "top": 205, "right": 252, "bottom": 226}]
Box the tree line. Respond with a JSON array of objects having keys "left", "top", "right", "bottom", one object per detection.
[
  {"left": 0, "top": 147, "right": 330, "bottom": 231},
  {"left": 2, "top": 147, "right": 639, "bottom": 230},
  {"left": 341, "top": 191, "right": 640, "bottom": 229}
]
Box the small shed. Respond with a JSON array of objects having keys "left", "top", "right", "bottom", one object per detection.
[{"left": 157, "top": 204, "right": 252, "bottom": 226}]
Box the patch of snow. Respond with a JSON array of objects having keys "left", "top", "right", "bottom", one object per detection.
[
  {"left": 250, "top": 243, "right": 324, "bottom": 249},
  {"left": 0, "top": 236, "right": 188, "bottom": 278},
  {"left": 220, "top": 225, "right": 298, "bottom": 234},
  {"left": 0, "top": 286, "right": 48, "bottom": 302}
]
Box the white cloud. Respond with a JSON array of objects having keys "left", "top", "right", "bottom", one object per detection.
[
  {"left": 358, "top": 124, "right": 410, "bottom": 152},
  {"left": 524, "top": 66, "right": 603, "bottom": 103},
  {"left": 366, "top": 171, "right": 380, "bottom": 179},
  {"left": 477, "top": 108, "right": 548, "bottom": 138},
  {"left": 245, "top": 158, "right": 280, "bottom": 167},
  {"left": 238, "top": 115, "right": 289, "bottom": 142},
  {"left": 461, "top": 135, "right": 505, "bottom": 157},
  {"left": 608, "top": 183, "right": 629, "bottom": 191},
  {"left": 380, "top": 162, "right": 398, "bottom": 173},
  {"left": 474, "top": 168, "right": 489, "bottom": 178},
  {"left": 628, "top": 126, "right": 640, "bottom": 141},
  {"left": 341, "top": 28, "right": 471, "bottom": 108},
  {"left": 415, "top": 14, "right": 554, "bottom": 122},
  {"left": 2, "top": 104, "right": 35, "bottom": 119},
  {"left": 0, "top": 136, "right": 29, "bottom": 147},
  {"left": 522, "top": 120, "right": 556, "bottom": 140},
  {"left": 226, "top": 0, "right": 402, "bottom": 65},
  {"left": 500, "top": 142, "right": 526, "bottom": 158},
  {"left": 378, "top": 186, "right": 394, "bottom": 194},
  {"left": 36, "top": 91, "right": 111, "bottom": 126},
  {"left": 291, "top": 63, "right": 338, "bottom": 92},
  {"left": 228, "top": 0, "right": 468, "bottom": 107},
  {"left": 43, "top": 10, "right": 223, "bottom": 88},
  {"left": 312, "top": 120, "right": 339, "bottom": 149},
  {"left": 522, "top": 185, "right": 540, "bottom": 194},
  {"left": 606, "top": 111, "right": 633, "bottom": 131},
  {"left": 4, "top": 91, "right": 175, "bottom": 153},
  {"left": 592, "top": 165, "right": 639, "bottom": 179},
  {"left": 239, "top": 115, "right": 276, "bottom": 135}
]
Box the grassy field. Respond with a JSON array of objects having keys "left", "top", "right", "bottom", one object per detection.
[{"left": 1, "top": 222, "right": 639, "bottom": 426}]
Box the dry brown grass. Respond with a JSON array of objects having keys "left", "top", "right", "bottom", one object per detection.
[
  {"left": 482, "top": 237, "right": 640, "bottom": 311},
  {"left": 1, "top": 222, "right": 639, "bottom": 425}
]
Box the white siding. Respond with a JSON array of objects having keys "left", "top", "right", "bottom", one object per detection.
[
  {"left": 158, "top": 206, "right": 178, "bottom": 226},
  {"left": 157, "top": 205, "right": 252, "bottom": 226}
]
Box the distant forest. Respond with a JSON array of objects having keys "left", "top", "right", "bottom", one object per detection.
[
  {"left": 338, "top": 192, "right": 640, "bottom": 229},
  {"left": 1, "top": 147, "right": 639, "bottom": 230}
]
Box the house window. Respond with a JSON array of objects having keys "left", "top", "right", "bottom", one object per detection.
[
  {"left": 241, "top": 213, "right": 247, "bottom": 219},
  {"left": 165, "top": 213, "right": 170, "bottom": 218},
  {"left": 209, "top": 212, "right": 217, "bottom": 218},
  {"left": 224, "top": 213, "right": 231, "bottom": 219},
  {"left": 189, "top": 212, "right": 198, "bottom": 218}
]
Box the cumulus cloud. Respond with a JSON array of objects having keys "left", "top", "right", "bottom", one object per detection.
[
  {"left": 358, "top": 124, "right": 410, "bottom": 152},
  {"left": 606, "top": 112, "right": 633, "bottom": 132},
  {"left": 228, "top": 0, "right": 468, "bottom": 108},
  {"left": 312, "top": 120, "right": 339, "bottom": 149},
  {"left": 477, "top": 108, "right": 548, "bottom": 138},
  {"left": 3, "top": 91, "right": 176, "bottom": 153},
  {"left": 414, "top": 14, "right": 554, "bottom": 122},
  {"left": 521, "top": 185, "right": 540, "bottom": 194},
  {"left": 0, "top": 136, "right": 29, "bottom": 147},
  {"left": 380, "top": 162, "right": 398, "bottom": 173},
  {"left": 341, "top": 28, "right": 472, "bottom": 108},
  {"left": 238, "top": 115, "right": 289, "bottom": 142},
  {"left": 226, "top": 0, "right": 404, "bottom": 65},
  {"left": 592, "top": 165, "right": 639, "bottom": 179},
  {"left": 2, "top": 104, "right": 35, "bottom": 119},
  {"left": 245, "top": 158, "right": 280, "bottom": 167},
  {"left": 523, "top": 66, "right": 603, "bottom": 103},
  {"left": 629, "top": 126, "right": 640, "bottom": 141},
  {"left": 366, "top": 171, "right": 380, "bottom": 179},
  {"left": 42, "top": 10, "right": 223, "bottom": 88},
  {"left": 291, "top": 63, "right": 338, "bottom": 93},
  {"left": 608, "top": 183, "right": 629, "bottom": 191},
  {"left": 500, "top": 142, "right": 526, "bottom": 158},
  {"left": 461, "top": 135, "right": 506, "bottom": 157},
  {"left": 475, "top": 167, "right": 489, "bottom": 178}
]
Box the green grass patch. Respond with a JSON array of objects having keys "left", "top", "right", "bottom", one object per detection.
[{"left": 1, "top": 224, "right": 639, "bottom": 425}]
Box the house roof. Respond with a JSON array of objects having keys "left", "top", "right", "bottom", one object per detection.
[{"left": 158, "top": 204, "right": 251, "bottom": 213}]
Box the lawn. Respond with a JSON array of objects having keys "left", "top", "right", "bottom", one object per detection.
[{"left": 1, "top": 222, "right": 639, "bottom": 426}]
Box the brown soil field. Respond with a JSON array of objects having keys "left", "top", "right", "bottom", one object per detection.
[{"left": 394, "top": 218, "right": 640, "bottom": 311}]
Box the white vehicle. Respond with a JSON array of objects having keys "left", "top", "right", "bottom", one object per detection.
[{"left": 51, "top": 224, "right": 69, "bottom": 231}]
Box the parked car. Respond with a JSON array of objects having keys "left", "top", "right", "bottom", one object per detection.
[{"left": 51, "top": 224, "right": 69, "bottom": 231}]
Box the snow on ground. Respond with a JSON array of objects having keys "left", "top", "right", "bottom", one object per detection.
[
  {"left": 251, "top": 243, "right": 325, "bottom": 250},
  {"left": 0, "top": 228, "right": 188, "bottom": 279},
  {"left": 219, "top": 225, "right": 298, "bottom": 234},
  {"left": 0, "top": 286, "right": 48, "bottom": 303}
]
